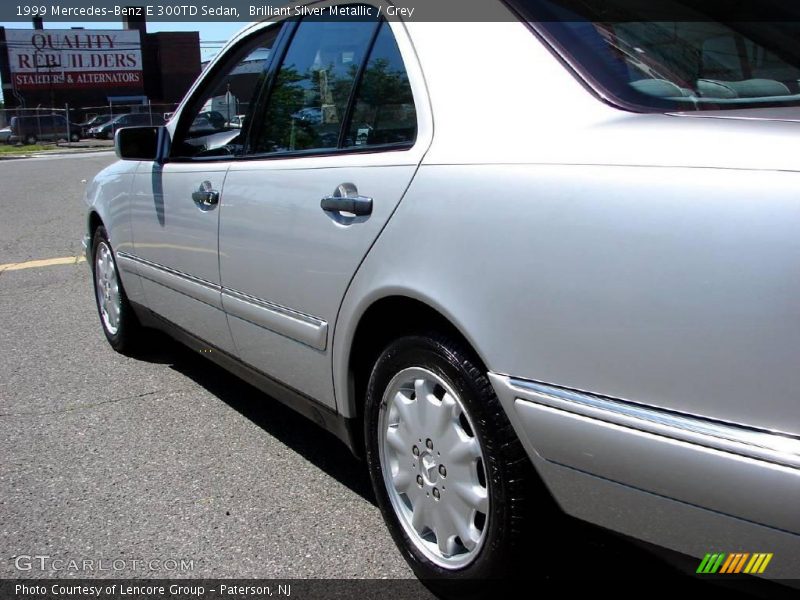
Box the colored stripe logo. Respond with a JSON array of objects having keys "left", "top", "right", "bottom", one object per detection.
[{"left": 697, "top": 553, "right": 773, "bottom": 574}]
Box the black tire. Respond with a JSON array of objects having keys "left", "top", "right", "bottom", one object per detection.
[
  {"left": 364, "top": 333, "right": 538, "bottom": 590},
  {"left": 91, "top": 226, "right": 144, "bottom": 354}
]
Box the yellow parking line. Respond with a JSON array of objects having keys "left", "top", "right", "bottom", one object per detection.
[{"left": 0, "top": 255, "right": 86, "bottom": 273}]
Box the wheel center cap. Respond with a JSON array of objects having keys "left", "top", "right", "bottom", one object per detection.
[{"left": 420, "top": 451, "right": 438, "bottom": 485}]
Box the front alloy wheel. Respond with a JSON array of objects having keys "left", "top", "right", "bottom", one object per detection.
[
  {"left": 91, "top": 226, "right": 144, "bottom": 353},
  {"left": 95, "top": 240, "right": 121, "bottom": 335}
]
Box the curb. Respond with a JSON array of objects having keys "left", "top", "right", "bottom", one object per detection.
[{"left": 0, "top": 147, "right": 114, "bottom": 159}]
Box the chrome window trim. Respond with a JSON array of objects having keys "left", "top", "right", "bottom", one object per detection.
[{"left": 504, "top": 376, "right": 800, "bottom": 470}]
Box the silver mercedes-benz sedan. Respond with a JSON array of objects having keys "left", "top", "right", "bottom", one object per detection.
[{"left": 84, "top": 0, "right": 800, "bottom": 585}]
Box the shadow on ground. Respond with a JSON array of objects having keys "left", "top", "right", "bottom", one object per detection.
[
  {"left": 130, "top": 331, "right": 375, "bottom": 503},
  {"left": 130, "top": 335, "right": 792, "bottom": 595}
]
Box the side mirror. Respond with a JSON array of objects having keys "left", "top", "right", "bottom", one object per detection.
[{"left": 115, "top": 126, "right": 165, "bottom": 161}]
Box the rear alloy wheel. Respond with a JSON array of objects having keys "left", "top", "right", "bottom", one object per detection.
[
  {"left": 379, "top": 366, "right": 489, "bottom": 568},
  {"left": 365, "top": 334, "right": 536, "bottom": 586},
  {"left": 25, "top": 135, "right": 37, "bottom": 145},
  {"left": 92, "top": 226, "right": 144, "bottom": 353}
]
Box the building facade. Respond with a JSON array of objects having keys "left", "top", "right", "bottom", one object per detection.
[{"left": 0, "top": 14, "right": 200, "bottom": 119}]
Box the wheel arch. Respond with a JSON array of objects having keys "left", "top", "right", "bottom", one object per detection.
[
  {"left": 88, "top": 210, "right": 104, "bottom": 238},
  {"left": 340, "top": 293, "right": 491, "bottom": 452}
]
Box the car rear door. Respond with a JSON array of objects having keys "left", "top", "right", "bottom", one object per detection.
[
  {"left": 219, "top": 15, "right": 431, "bottom": 408},
  {"left": 126, "top": 23, "right": 284, "bottom": 353}
]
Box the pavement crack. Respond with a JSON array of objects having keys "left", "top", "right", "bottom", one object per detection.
[{"left": 0, "top": 389, "right": 182, "bottom": 417}]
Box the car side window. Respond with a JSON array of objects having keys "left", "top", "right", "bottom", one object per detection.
[
  {"left": 344, "top": 22, "right": 417, "bottom": 148},
  {"left": 171, "top": 26, "right": 280, "bottom": 159},
  {"left": 251, "top": 12, "right": 379, "bottom": 154}
]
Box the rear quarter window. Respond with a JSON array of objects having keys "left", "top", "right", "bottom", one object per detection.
[{"left": 510, "top": 0, "right": 800, "bottom": 111}]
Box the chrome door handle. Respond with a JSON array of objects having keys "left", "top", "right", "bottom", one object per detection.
[
  {"left": 192, "top": 190, "right": 219, "bottom": 205},
  {"left": 321, "top": 183, "right": 372, "bottom": 216},
  {"left": 192, "top": 181, "right": 219, "bottom": 207}
]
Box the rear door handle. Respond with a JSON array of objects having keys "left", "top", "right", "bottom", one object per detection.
[
  {"left": 321, "top": 195, "right": 372, "bottom": 216},
  {"left": 321, "top": 183, "right": 372, "bottom": 216}
]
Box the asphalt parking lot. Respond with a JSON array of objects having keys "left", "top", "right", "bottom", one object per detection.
[{"left": 0, "top": 153, "right": 789, "bottom": 596}]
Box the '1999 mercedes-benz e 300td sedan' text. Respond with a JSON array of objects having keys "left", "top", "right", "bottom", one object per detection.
[{"left": 85, "top": 0, "right": 800, "bottom": 585}]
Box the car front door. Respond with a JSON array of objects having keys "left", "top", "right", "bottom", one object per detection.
[
  {"left": 126, "top": 24, "right": 283, "bottom": 353},
  {"left": 219, "top": 14, "right": 430, "bottom": 407}
]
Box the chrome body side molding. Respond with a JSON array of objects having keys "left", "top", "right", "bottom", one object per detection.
[
  {"left": 221, "top": 289, "right": 328, "bottom": 351},
  {"left": 505, "top": 376, "right": 800, "bottom": 470},
  {"left": 117, "top": 251, "right": 222, "bottom": 309},
  {"left": 116, "top": 252, "right": 328, "bottom": 351},
  {"left": 489, "top": 373, "right": 800, "bottom": 536}
]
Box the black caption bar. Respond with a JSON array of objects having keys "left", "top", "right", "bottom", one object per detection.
[
  {"left": 1, "top": 0, "right": 800, "bottom": 22},
  {"left": 2, "top": 580, "right": 440, "bottom": 600},
  {"left": 3, "top": 578, "right": 783, "bottom": 599}
]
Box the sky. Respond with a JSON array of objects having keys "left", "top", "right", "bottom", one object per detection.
[{"left": 0, "top": 20, "right": 245, "bottom": 101}]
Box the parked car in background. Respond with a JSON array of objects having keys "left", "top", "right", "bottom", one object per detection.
[
  {"left": 0, "top": 127, "right": 11, "bottom": 144},
  {"left": 83, "top": 0, "right": 800, "bottom": 589},
  {"left": 9, "top": 114, "right": 81, "bottom": 144},
  {"left": 88, "top": 113, "right": 165, "bottom": 139},
  {"left": 78, "top": 114, "right": 112, "bottom": 138}
]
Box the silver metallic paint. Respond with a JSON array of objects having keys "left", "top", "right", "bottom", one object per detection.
[
  {"left": 489, "top": 373, "right": 800, "bottom": 536},
  {"left": 536, "top": 458, "right": 800, "bottom": 580},
  {"left": 86, "top": 12, "right": 800, "bottom": 575},
  {"left": 505, "top": 376, "right": 800, "bottom": 469},
  {"left": 117, "top": 251, "right": 223, "bottom": 309},
  {"left": 218, "top": 17, "right": 433, "bottom": 407},
  {"left": 82, "top": 159, "right": 143, "bottom": 304},
  {"left": 222, "top": 288, "right": 328, "bottom": 351},
  {"left": 335, "top": 164, "right": 800, "bottom": 436},
  {"left": 128, "top": 160, "right": 235, "bottom": 354}
]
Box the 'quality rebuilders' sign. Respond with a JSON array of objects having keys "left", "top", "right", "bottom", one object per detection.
[{"left": 5, "top": 28, "right": 143, "bottom": 90}]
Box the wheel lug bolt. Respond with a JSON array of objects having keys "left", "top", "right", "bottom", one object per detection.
[
  {"left": 438, "top": 465, "right": 447, "bottom": 477},
  {"left": 416, "top": 475, "right": 423, "bottom": 487},
  {"left": 412, "top": 445, "right": 420, "bottom": 456},
  {"left": 426, "top": 439, "right": 433, "bottom": 450},
  {"left": 432, "top": 488, "right": 440, "bottom": 500}
]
